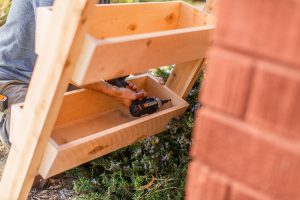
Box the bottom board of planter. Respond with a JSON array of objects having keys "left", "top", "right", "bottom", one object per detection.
[{"left": 38, "top": 74, "right": 188, "bottom": 178}]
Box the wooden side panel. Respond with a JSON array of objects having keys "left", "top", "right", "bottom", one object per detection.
[
  {"left": 205, "top": 0, "right": 218, "bottom": 15},
  {"left": 41, "top": 106, "right": 187, "bottom": 178},
  {"left": 9, "top": 104, "right": 22, "bottom": 144},
  {"left": 36, "top": 8, "right": 52, "bottom": 55},
  {"left": 54, "top": 89, "right": 121, "bottom": 127},
  {"left": 0, "top": 0, "right": 97, "bottom": 199},
  {"left": 177, "top": 2, "right": 208, "bottom": 28},
  {"left": 72, "top": 26, "right": 214, "bottom": 85},
  {"left": 38, "top": 75, "right": 188, "bottom": 178},
  {"left": 89, "top": 2, "right": 181, "bottom": 38},
  {"left": 166, "top": 59, "right": 205, "bottom": 99}
]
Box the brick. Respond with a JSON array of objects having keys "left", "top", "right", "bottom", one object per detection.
[
  {"left": 215, "top": 0, "right": 300, "bottom": 68},
  {"left": 192, "top": 108, "right": 300, "bottom": 200},
  {"left": 200, "top": 48, "right": 254, "bottom": 117},
  {"left": 186, "top": 161, "right": 229, "bottom": 200},
  {"left": 230, "top": 183, "right": 273, "bottom": 200},
  {"left": 246, "top": 61, "right": 300, "bottom": 141},
  {"left": 186, "top": 161, "right": 273, "bottom": 200}
]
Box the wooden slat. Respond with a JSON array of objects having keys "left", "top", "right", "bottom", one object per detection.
[
  {"left": 38, "top": 75, "right": 188, "bottom": 178},
  {"left": 89, "top": 2, "right": 181, "bottom": 38},
  {"left": 72, "top": 25, "right": 213, "bottom": 85},
  {"left": 9, "top": 103, "right": 22, "bottom": 144},
  {"left": 166, "top": 59, "right": 206, "bottom": 99},
  {"left": 178, "top": 2, "right": 208, "bottom": 28},
  {"left": 0, "top": 0, "right": 97, "bottom": 199},
  {"left": 205, "top": 0, "right": 218, "bottom": 15},
  {"left": 35, "top": 8, "right": 52, "bottom": 55}
]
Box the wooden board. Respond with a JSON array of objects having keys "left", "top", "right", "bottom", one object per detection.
[
  {"left": 72, "top": 25, "right": 213, "bottom": 85},
  {"left": 38, "top": 74, "right": 188, "bottom": 178},
  {"left": 0, "top": 0, "right": 97, "bottom": 199},
  {"left": 70, "top": 2, "right": 214, "bottom": 85},
  {"left": 166, "top": 59, "right": 206, "bottom": 99},
  {"left": 89, "top": 2, "right": 180, "bottom": 38},
  {"left": 205, "top": 0, "right": 218, "bottom": 15},
  {"left": 35, "top": 2, "right": 214, "bottom": 86}
]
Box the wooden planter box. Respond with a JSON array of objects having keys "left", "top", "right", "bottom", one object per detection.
[
  {"left": 8, "top": 75, "right": 188, "bottom": 178},
  {"left": 9, "top": 1, "right": 215, "bottom": 179},
  {"left": 36, "top": 2, "right": 214, "bottom": 86}
]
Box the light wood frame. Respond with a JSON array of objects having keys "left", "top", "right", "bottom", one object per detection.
[{"left": 0, "top": 1, "right": 215, "bottom": 199}]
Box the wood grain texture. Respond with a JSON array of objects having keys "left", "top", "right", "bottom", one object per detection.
[
  {"left": 89, "top": 2, "right": 181, "bottom": 38},
  {"left": 205, "top": 0, "right": 218, "bottom": 15},
  {"left": 9, "top": 103, "right": 22, "bottom": 144},
  {"left": 35, "top": 7, "right": 52, "bottom": 55},
  {"left": 72, "top": 25, "right": 213, "bottom": 85},
  {"left": 38, "top": 75, "right": 188, "bottom": 178},
  {"left": 0, "top": 0, "right": 97, "bottom": 199},
  {"left": 166, "top": 59, "right": 205, "bottom": 99}
]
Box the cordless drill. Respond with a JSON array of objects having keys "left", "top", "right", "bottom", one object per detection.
[
  {"left": 130, "top": 97, "right": 171, "bottom": 117},
  {"left": 107, "top": 76, "right": 171, "bottom": 117}
]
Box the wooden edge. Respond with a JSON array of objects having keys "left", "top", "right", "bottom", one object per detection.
[
  {"left": 204, "top": 0, "right": 218, "bottom": 15},
  {"left": 39, "top": 139, "right": 59, "bottom": 179},
  {"left": 166, "top": 59, "right": 205, "bottom": 99},
  {"left": 71, "top": 35, "right": 97, "bottom": 86},
  {"left": 9, "top": 103, "right": 23, "bottom": 144},
  {"left": 94, "top": 25, "right": 214, "bottom": 45},
  {"left": 42, "top": 103, "right": 188, "bottom": 178},
  {"left": 72, "top": 25, "right": 214, "bottom": 85},
  {"left": 36, "top": 7, "right": 52, "bottom": 55}
]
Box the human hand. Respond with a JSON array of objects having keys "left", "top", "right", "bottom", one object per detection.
[{"left": 114, "top": 88, "right": 146, "bottom": 107}]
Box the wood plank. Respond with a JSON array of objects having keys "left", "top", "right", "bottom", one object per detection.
[
  {"left": 72, "top": 25, "right": 214, "bottom": 85},
  {"left": 177, "top": 2, "right": 208, "bottom": 28},
  {"left": 166, "top": 59, "right": 206, "bottom": 99},
  {"left": 89, "top": 2, "right": 181, "bottom": 38},
  {"left": 9, "top": 103, "right": 22, "bottom": 144},
  {"left": 35, "top": 7, "right": 52, "bottom": 55},
  {"left": 178, "top": 2, "right": 216, "bottom": 27},
  {"left": 38, "top": 75, "right": 188, "bottom": 178},
  {"left": 205, "top": 0, "right": 218, "bottom": 15},
  {"left": 0, "top": 0, "right": 97, "bottom": 199}
]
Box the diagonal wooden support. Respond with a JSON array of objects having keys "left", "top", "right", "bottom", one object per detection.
[
  {"left": 0, "top": 0, "right": 97, "bottom": 199},
  {"left": 166, "top": 59, "right": 206, "bottom": 99}
]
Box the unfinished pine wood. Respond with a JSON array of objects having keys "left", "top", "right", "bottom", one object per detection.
[
  {"left": 35, "top": 7, "right": 52, "bottom": 55},
  {"left": 166, "top": 59, "right": 206, "bottom": 99},
  {"left": 72, "top": 25, "right": 213, "bottom": 85},
  {"left": 0, "top": 0, "right": 97, "bottom": 199},
  {"left": 9, "top": 103, "right": 22, "bottom": 144},
  {"left": 89, "top": 2, "right": 180, "bottom": 38},
  {"left": 35, "top": 2, "right": 214, "bottom": 86},
  {"left": 70, "top": 2, "right": 213, "bottom": 85},
  {"left": 178, "top": 2, "right": 209, "bottom": 28},
  {"left": 205, "top": 0, "right": 218, "bottom": 15},
  {"left": 38, "top": 74, "right": 188, "bottom": 178}
]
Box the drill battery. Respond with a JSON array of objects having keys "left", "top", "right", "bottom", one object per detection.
[{"left": 0, "top": 94, "right": 8, "bottom": 112}]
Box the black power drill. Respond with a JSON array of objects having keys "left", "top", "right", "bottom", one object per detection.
[
  {"left": 130, "top": 97, "right": 170, "bottom": 117},
  {"left": 107, "top": 76, "right": 171, "bottom": 117}
]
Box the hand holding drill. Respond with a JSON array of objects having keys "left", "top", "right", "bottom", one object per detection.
[{"left": 107, "top": 76, "right": 171, "bottom": 117}]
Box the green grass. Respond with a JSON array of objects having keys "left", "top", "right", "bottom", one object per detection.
[{"left": 66, "top": 67, "right": 205, "bottom": 200}]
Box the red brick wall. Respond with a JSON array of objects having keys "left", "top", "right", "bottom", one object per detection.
[{"left": 186, "top": 0, "right": 300, "bottom": 199}]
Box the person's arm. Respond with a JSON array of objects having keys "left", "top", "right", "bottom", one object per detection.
[{"left": 83, "top": 80, "right": 145, "bottom": 107}]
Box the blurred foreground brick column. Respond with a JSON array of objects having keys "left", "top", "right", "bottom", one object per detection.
[{"left": 186, "top": 0, "right": 300, "bottom": 199}]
